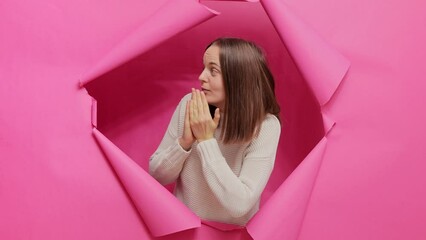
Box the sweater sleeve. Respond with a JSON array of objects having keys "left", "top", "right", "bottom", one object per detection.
[
  {"left": 149, "top": 94, "right": 192, "bottom": 185},
  {"left": 196, "top": 115, "right": 281, "bottom": 218}
]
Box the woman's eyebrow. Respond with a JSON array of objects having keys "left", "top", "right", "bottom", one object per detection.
[{"left": 208, "top": 62, "right": 220, "bottom": 67}]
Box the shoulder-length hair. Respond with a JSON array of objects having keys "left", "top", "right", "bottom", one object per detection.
[{"left": 206, "top": 37, "right": 280, "bottom": 144}]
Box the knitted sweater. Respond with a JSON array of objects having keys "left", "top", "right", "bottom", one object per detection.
[{"left": 149, "top": 94, "right": 281, "bottom": 225}]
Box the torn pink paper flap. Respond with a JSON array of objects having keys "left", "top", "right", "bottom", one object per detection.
[
  {"left": 205, "top": 0, "right": 259, "bottom": 2},
  {"left": 247, "top": 136, "right": 328, "bottom": 240},
  {"left": 322, "top": 112, "right": 336, "bottom": 135},
  {"left": 91, "top": 97, "right": 97, "bottom": 128},
  {"left": 201, "top": 220, "right": 245, "bottom": 231},
  {"left": 92, "top": 128, "right": 201, "bottom": 237},
  {"left": 79, "top": 0, "right": 219, "bottom": 86},
  {"left": 261, "top": 0, "right": 350, "bottom": 106}
]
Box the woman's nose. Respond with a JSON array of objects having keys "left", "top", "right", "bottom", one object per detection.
[{"left": 198, "top": 70, "right": 207, "bottom": 83}]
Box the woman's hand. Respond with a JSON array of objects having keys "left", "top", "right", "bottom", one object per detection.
[
  {"left": 189, "top": 88, "right": 220, "bottom": 142},
  {"left": 178, "top": 99, "right": 196, "bottom": 151}
]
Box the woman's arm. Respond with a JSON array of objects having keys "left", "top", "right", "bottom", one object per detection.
[
  {"left": 196, "top": 115, "right": 281, "bottom": 218},
  {"left": 149, "top": 94, "right": 193, "bottom": 185}
]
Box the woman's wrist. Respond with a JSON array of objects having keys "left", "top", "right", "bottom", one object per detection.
[
  {"left": 196, "top": 136, "right": 214, "bottom": 142},
  {"left": 178, "top": 137, "right": 193, "bottom": 151}
]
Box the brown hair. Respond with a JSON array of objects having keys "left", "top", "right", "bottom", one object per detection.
[{"left": 206, "top": 37, "right": 280, "bottom": 144}]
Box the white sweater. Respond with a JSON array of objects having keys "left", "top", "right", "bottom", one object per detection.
[{"left": 149, "top": 94, "right": 281, "bottom": 225}]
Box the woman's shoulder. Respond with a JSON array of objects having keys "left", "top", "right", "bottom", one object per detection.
[
  {"left": 182, "top": 92, "right": 192, "bottom": 101},
  {"left": 245, "top": 113, "right": 281, "bottom": 152},
  {"left": 255, "top": 113, "right": 281, "bottom": 139},
  {"left": 263, "top": 113, "right": 281, "bottom": 128},
  {"left": 178, "top": 93, "right": 191, "bottom": 109}
]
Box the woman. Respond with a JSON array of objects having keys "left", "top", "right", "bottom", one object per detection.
[{"left": 149, "top": 37, "right": 281, "bottom": 226}]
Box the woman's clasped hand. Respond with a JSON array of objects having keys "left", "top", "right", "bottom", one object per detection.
[{"left": 179, "top": 88, "right": 221, "bottom": 151}]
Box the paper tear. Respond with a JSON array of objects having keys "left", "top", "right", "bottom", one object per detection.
[
  {"left": 261, "top": 0, "right": 350, "bottom": 106},
  {"left": 80, "top": 0, "right": 219, "bottom": 86},
  {"left": 92, "top": 128, "right": 201, "bottom": 237},
  {"left": 322, "top": 112, "right": 336, "bottom": 135},
  {"left": 91, "top": 97, "right": 97, "bottom": 128},
  {"left": 247, "top": 136, "right": 328, "bottom": 240}
]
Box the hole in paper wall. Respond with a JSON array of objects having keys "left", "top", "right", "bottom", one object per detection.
[{"left": 84, "top": 0, "right": 324, "bottom": 223}]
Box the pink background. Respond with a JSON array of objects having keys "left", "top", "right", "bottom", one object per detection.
[{"left": 1, "top": 0, "right": 425, "bottom": 239}]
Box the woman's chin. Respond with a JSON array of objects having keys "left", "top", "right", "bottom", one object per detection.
[{"left": 205, "top": 96, "right": 224, "bottom": 109}]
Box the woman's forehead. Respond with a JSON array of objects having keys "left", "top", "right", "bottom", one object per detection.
[{"left": 203, "top": 45, "right": 221, "bottom": 66}]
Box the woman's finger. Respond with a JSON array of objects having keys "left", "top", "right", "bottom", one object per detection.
[
  {"left": 195, "top": 90, "right": 204, "bottom": 114},
  {"left": 189, "top": 99, "right": 196, "bottom": 121},
  {"left": 185, "top": 100, "right": 190, "bottom": 126},
  {"left": 200, "top": 91, "right": 210, "bottom": 116},
  {"left": 191, "top": 88, "right": 197, "bottom": 111}
]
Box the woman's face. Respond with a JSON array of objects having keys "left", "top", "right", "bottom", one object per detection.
[{"left": 199, "top": 45, "right": 225, "bottom": 109}]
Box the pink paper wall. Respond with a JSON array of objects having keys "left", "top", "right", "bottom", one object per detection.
[
  {"left": 1, "top": 0, "right": 425, "bottom": 239},
  {"left": 84, "top": 0, "right": 325, "bottom": 204}
]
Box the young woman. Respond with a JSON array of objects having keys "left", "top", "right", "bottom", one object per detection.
[{"left": 149, "top": 38, "right": 281, "bottom": 226}]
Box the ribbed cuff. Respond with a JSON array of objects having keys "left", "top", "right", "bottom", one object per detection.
[
  {"left": 196, "top": 138, "right": 222, "bottom": 163},
  {"left": 175, "top": 138, "right": 192, "bottom": 153},
  {"left": 157, "top": 139, "right": 189, "bottom": 169}
]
